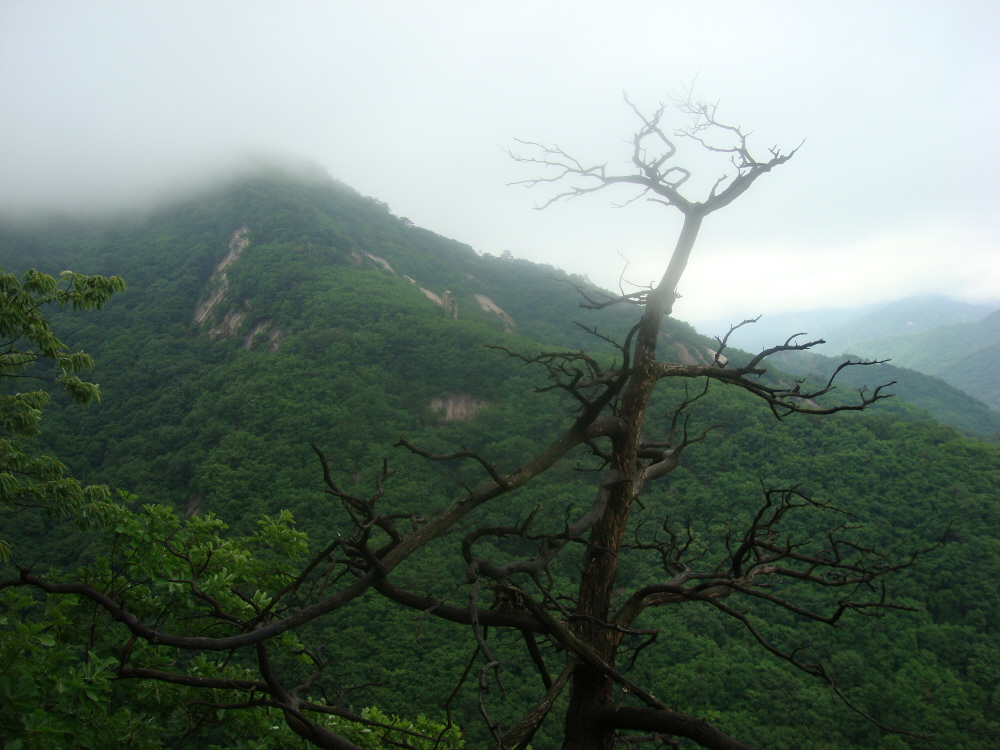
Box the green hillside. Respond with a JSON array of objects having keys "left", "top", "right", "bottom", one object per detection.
[
  {"left": 821, "top": 296, "right": 994, "bottom": 351},
  {"left": 842, "top": 310, "right": 1000, "bottom": 411},
  {"left": 2, "top": 168, "right": 999, "bottom": 749},
  {"left": 764, "top": 348, "right": 1000, "bottom": 439}
]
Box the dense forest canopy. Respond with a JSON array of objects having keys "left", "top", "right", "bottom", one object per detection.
[{"left": 0, "top": 152, "right": 998, "bottom": 749}]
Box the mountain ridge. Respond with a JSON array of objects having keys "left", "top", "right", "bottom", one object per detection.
[
  {"left": 2, "top": 167, "right": 999, "bottom": 748},
  {"left": 836, "top": 305, "right": 1000, "bottom": 412},
  {"left": 3, "top": 166, "right": 994, "bottom": 436}
]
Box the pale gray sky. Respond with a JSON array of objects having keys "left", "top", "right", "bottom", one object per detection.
[{"left": 1, "top": 0, "right": 997, "bottom": 328}]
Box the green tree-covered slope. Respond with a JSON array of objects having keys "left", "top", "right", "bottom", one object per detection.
[
  {"left": 823, "top": 295, "right": 993, "bottom": 348},
  {"left": 841, "top": 309, "right": 1000, "bottom": 412},
  {"left": 764, "top": 348, "right": 1000, "bottom": 439},
  {"left": 1, "top": 167, "right": 998, "bottom": 749}
]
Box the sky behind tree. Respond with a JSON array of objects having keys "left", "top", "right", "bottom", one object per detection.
[{"left": 1, "top": 0, "right": 997, "bottom": 328}]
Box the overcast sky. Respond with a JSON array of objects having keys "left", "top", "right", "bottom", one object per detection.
[{"left": 1, "top": 0, "right": 997, "bottom": 328}]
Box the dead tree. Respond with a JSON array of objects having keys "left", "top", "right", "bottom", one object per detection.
[{"left": 3, "top": 95, "right": 930, "bottom": 750}]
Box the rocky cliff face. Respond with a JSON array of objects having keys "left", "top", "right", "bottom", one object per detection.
[
  {"left": 428, "top": 392, "right": 489, "bottom": 421},
  {"left": 474, "top": 294, "right": 515, "bottom": 331},
  {"left": 243, "top": 319, "right": 282, "bottom": 351},
  {"left": 419, "top": 287, "right": 459, "bottom": 319},
  {"left": 193, "top": 226, "right": 249, "bottom": 332},
  {"left": 193, "top": 226, "right": 282, "bottom": 348}
]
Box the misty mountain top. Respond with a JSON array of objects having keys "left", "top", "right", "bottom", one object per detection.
[
  {"left": 0, "top": 151, "right": 331, "bottom": 222},
  {"left": 2, "top": 165, "right": 996, "bottom": 439},
  {"left": 2, "top": 150, "right": 1000, "bottom": 748}
]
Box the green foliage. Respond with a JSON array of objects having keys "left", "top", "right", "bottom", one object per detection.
[
  {"left": 0, "top": 587, "right": 166, "bottom": 750},
  {"left": 92, "top": 500, "right": 309, "bottom": 629},
  {"left": 297, "top": 707, "right": 463, "bottom": 750},
  {"left": 3, "top": 492, "right": 467, "bottom": 747},
  {"left": 1, "top": 170, "right": 998, "bottom": 748},
  {"left": 0, "top": 267, "right": 124, "bottom": 560},
  {"left": 0, "top": 268, "right": 124, "bottom": 423}
]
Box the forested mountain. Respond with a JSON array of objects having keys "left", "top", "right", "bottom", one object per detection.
[
  {"left": 763, "top": 348, "right": 1000, "bottom": 438},
  {"left": 702, "top": 296, "right": 1000, "bottom": 428},
  {"left": 1, "top": 167, "right": 999, "bottom": 749},
  {"left": 695, "top": 304, "right": 878, "bottom": 357},
  {"left": 823, "top": 296, "right": 994, "bottom": 351},
  {"left": 835, "top": 309, "right": 1000, "bottom": 412},
  {"left": 696, "top": 296, "right": 994, "bottom": 367}
]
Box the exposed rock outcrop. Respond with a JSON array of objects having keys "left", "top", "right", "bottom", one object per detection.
[
  {"left": 440, "top": 290, "right": 458, "bottom": 319},
  {"left": 707, "top": 349, "right": 729, "bottom": 367},
  {"left": 421, "top": 288, "right": 443, "bottom": 306},
  {"left": 421, "top": 288, "right": 459, "bottom": 319},
  {"left": 348, "top": 249, "right": 397, "bottom": 275},
  {"left": 207, "top": 306, "right": 248, "bottom": 340},
  {"left": 267, "top": 327, "right": 283, "bottom": 350},
  {"left": 184, "top": 492, "right": 204, "bottom": 518},
  {"left": 364, "top": 252, "right": 397, "bottom": 275},
  {"left": 243, "top": 319, "right": 282, "bottom": 351},
  {"left": 194, "top": 226, "right": 249, "bottom": 326},
  {"left": 672, "top": 341, "right": 703, "bottom": 366},
  {"left": 429, "top": 392, "right": 488, "bottom": 421},
  {"left": 660, "top": 330, "right": 720, "bottom": 367},
  {"left": 192, "top": 227, "right": 282, "bottom": 350},
  {"left": 475, "top": 294, "right": 515, "bottom": 331}
]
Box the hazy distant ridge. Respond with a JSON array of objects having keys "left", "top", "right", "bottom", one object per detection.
[
  {"left": 840, "top": 307, "right": 1000, "bottom": 411},
  {"left": 821, "top": 296, "right": 994, "bottom": 353}
]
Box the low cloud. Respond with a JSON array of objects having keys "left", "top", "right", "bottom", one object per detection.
[{"left": 672, "top": 219, "right": 1000, "bottom": 326}]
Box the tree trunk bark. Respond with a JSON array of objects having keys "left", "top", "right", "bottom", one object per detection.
[{"left": 563, "top": 212, "right": 704, "bottom": 749}]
